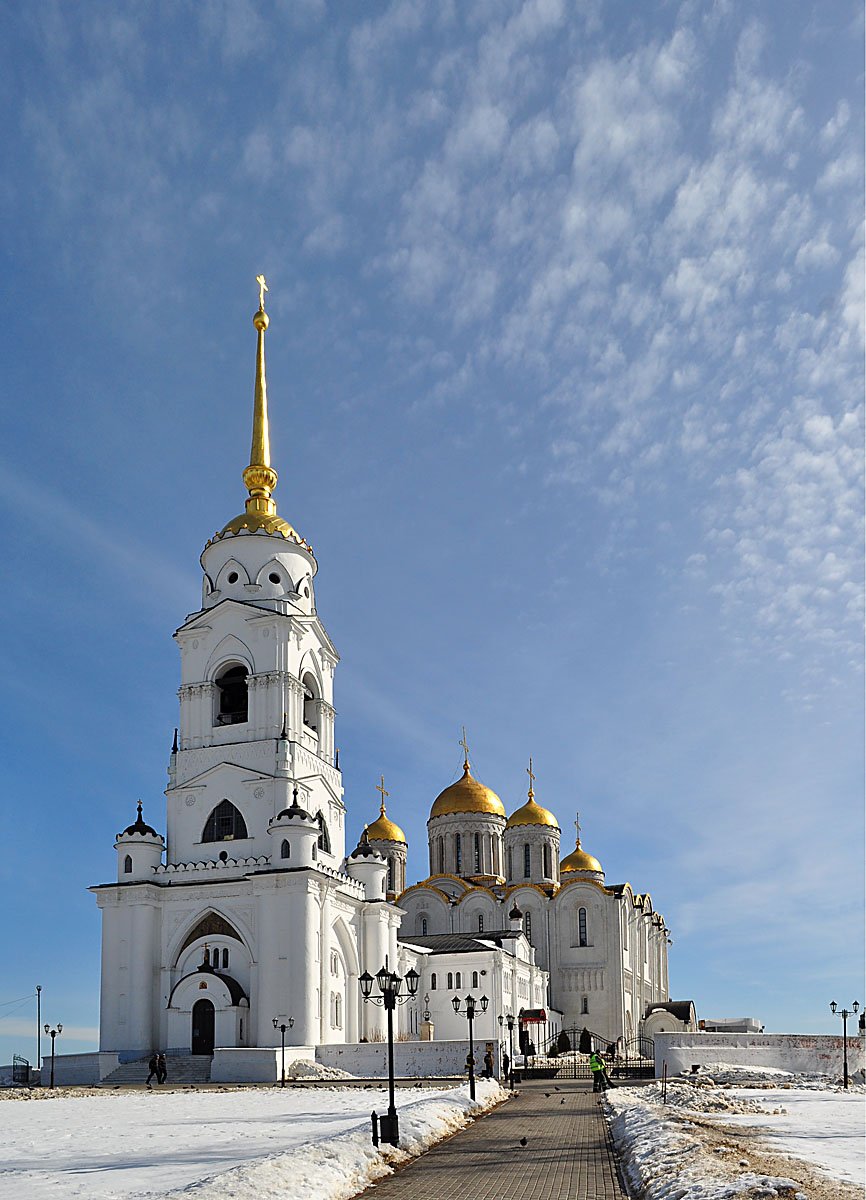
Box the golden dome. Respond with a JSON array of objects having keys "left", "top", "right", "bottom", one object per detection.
[
  {"left": 560, "top": 837, "right": 603, "bottom": 876},
  {"left": 430, "top": 763, "right": 506, "bottom": 819},
  {"left": 507, "top": 796, "right": 559, "bottom": 829},
  {"left": 366, "top": 803, "right": 407, "bottom": 844}
]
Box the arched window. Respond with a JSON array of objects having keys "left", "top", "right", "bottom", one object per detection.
[
  {"left": 387, "top": 858, "right": 394, "bottom": 893},
  {"left": 438, "top": 837, "right": 445, "bottom": 873},
  {"left": 202, "top": 800, "right": 248, "bottom": 843},
  {"left": 222, "top": 948, "right": 229, "bottom": 969},
  {"left": 335, "top": 993, "right": 342, "bottom": 1029},
  {"left": 422, "top": 918, "right": 428, "bottom": 936},
  {"left": 447, "top": 972, "right": 453, "bottom": 990},
  {"left": 302, "top": 674, "right": 319, "bottom": 732},
  {"left": 507, "top": 846, "right": 513, "bottom": 879},
  {"left": 456, "top": 971, "right": 462, "bottom": 989},
  {"left": 431, "top": 973, "right": 437, "bottom": 990},
  {"left": 477, "top": 914, "right": 484, "bottom": 932},
  {"left": 523, "top": 844, "right": 531, "bottom": 877},
  {"left": 455, "top": 833, "right": 462, "bottom": 873},
  {"left": 311, "top": 842, "right": 317, "bottom": 861},
  {"left": 578, "top": 907, "right": 588, "bottom": 947},
  {"left": 474, "top": 832, "right": 481, "bottom": 873},
  {"left": 123, "top": 854, "right": 132, "bottom": 874},
  {"left": 472, "top": 971, "right": 479, "bottom": 989},
  {"left": 215, "top": 665, "right": 248, "bottom": 725},
  {"left": 317, "top": 813, "right": 331, "bottom": 854},
  {"left": 524, "top": 912, "right": 532, "bottom": 944},
  {"left": 543, "top": 843, "right": 551, "bottom": 878},
  {"left": 280, "top": 839, "right": 290, "bottom": 860}
]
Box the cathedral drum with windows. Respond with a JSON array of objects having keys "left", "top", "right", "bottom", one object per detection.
[{"left": 92, "top": 285, "right": 402, "bottom": 1060}]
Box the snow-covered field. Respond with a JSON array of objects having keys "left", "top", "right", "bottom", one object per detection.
[
  {"left": 606, "top": 1064, "right": 865, "bottom": 1200},
  {"left": 0, "top": 1080, "right": 505, "bottom": 1200}
]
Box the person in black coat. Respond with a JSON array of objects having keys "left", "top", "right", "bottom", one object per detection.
[{"left": 145, "top": 1054, "right": 158, "bottom": 1086}]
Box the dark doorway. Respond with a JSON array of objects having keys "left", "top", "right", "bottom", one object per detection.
[{"left": 191, "top": 998, "right": 215, "bottom": 1055}]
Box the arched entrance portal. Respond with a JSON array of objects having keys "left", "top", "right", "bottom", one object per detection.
[{"left": 191, "top": 998, "right": 215, "bottom": 1055}]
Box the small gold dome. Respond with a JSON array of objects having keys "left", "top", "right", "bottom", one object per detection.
[
  {"left": 507, "top": 796, "right": 559, "bottom": 829},
  {"left": 430, "top": 763, "right": 506, "bottom": 819},
  {"left": 366, "top": 805, "right": 407, "bottom": 844},
  {"left": 560, "top": 838, "right": 603, "bottom": 875}
]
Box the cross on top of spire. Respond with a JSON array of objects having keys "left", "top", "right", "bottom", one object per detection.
[
  {"left": 460, "top": 726, "right": 471, "bottom": 771},
  {"left": 375, "top": 775, "right": 389, "bottom": 813},
  {"left": 575, "top": 811, "right": 581, "bottom": 845},
  {"left": 526, "top": 757, "right": 536, "bottom": 799},
  {"left": 256, "top": 273, "right": 268, "bottom": 311}
]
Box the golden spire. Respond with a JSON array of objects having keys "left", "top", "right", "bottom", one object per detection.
[
  {"left": 376, "top": 774, "right": 390, "bottom": 815},
  {"left": 526, "top": 756, "right": 536, "bottom": 800},
  {"left": 242, "top": 275, "right": 278, "bottom": 519},
  {"left": 210, "top": 276, "right": 311, "bottom": 548},
  {"left": 459, "top": 726, "right": 471, "bottom": 773}
]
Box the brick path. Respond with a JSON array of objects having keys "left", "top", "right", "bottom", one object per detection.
[{"left": 359, "top": 1079, "right": 630, "bottom": 1199}]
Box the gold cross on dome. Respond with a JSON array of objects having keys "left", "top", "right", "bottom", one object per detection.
[
  {"left": 459, "top": 726, "right": 471, "bottom": 768},
  {"left": 256, "top": 273, "right": 268, "bottom": 310},
  {"left": 526, "top": 757, "right": 536, "bottom": 796},
  {"left": 375, "top": 775, "right": 389, "bottom": 810},
  {"left": 575, "top": 812, "right": 581, "bottom": 843}
]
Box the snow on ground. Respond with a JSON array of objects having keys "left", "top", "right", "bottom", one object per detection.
[
  {"left": 606, "top": 1067, "right": 865, "bottom": 1200},
  {"left": 0, "top": 1080, "right": 506, "bottom": 1200}
]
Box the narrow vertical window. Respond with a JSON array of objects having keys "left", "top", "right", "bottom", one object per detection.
[
  {"left": 456, "top": 971, "right": 461, "bottom": 988},
  {"left": 422, "top": 918, "right": 428, "bottom": 936},
  {"left": 472, "top": 971, "right": 479, "bottom": 989},
  {"left": 581, "top": 995, "right": 589, "bottom": 1014},
  {"left": 222, "top": 948, "right": 229, "bottom": 969},
  {"left": 578, "top": 907, "right": 588, "bottom": 947},
  {"left": 477, "top": 914, "right": 484, "bottom": 932},
  {"left": 525, "top": 912, "right": 532, "bottom": 943},
  {"left": 123, "top": 855, "right": 132, "bottom": 874},
  {"left": 543, "top": 843, "right": 551, "bottom": 877},
  {"left": 438, "top": 837, "right": 445, "bottom": 873},
  {"left": 431, "top": 973, "right": 437, "bottom": 990},
  {"left": 507, "top": 846, "right": 513, "bottom": 879},
  {"left": 455, "top": 833, "right": 462, "bottom": 873},
  {"left": 474, "top": 832, "right": 481, "bottom": 873},
  {"left": 447, "top": 972, "right": 453, "bottom": 990},
  {"left": 280, "top": 839, "right": 290, "bottom": 860},
  {"left": 387, "top": 857, "right": 394, "bottom": 893},
  {"left": 523, "top": 843, "right": 531, "bottom": 877}
]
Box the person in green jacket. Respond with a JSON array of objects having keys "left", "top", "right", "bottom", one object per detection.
[{"left": 589, "top": 1050, "right": 609, "bottom": 1092}]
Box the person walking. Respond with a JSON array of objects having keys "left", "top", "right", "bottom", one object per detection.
[
  {"left": 589, "top": 1049, "right": 609, "bottom": 1093},
  {"left": 502, "top": 1051, "right": 511, "bottom": 1083},
  {"left": 156, "top": 1052, "right": 168, "bottom": 1085},
  {"left": 145, "top": 1054, "right": 158, "bottom": 1087},
  {"left": 483, "top": 1049, "right": 494, "bottom": 1078}
]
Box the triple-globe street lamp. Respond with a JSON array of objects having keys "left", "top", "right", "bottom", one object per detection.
[
  {"left": 452, "top": 992, "right": 489, "bottom": 1101},
  {"left": 272, "top": 1017, "right": 295, "bottom": 1087},
  {"left": 829, "top": 1000, "right": 860, "bottom": 1090},
  {"left": 498, "top": 1012, "right": 516, "bottom": 1090},
  {"left": 359, "top": 961, "right": 420, "bottom": 1146},
  {"left": 43, "top": 1023, "right": 62, "bottom": 1089}
]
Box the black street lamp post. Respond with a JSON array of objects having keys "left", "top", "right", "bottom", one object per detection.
[
  {"left": 43, "top": 1023, "right": 62, "bottom": 1089},
  {"left": 830, "top": 1001, "right": 860, "bottom": 1089},
  {"left": 359, "top": 961, "right": 420, "bottom": 1147},
  {"left": 452, "top": 992, "right": 489, "bottom": 1101},
  {"left": 272, "top": 1017, "right": 294, "bottom": 1087},
  {"left": 498, "top": 1012, "right": 516, "bottom": 1090}
]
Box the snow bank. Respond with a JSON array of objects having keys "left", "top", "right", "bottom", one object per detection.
[
  {"left": 606, "top": 1075, "right": 865, "bottom": 1199},
  {"left": 282, "top": 1059, "right": 355, "bottom": 1081},
  {"left": 162, "top": 1079, "right": 505, "bottom": 1199}
]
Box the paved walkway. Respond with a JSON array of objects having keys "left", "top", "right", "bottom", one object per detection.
[{"left": 360, "top": 1079, "right": 630, "bottom": 1199}]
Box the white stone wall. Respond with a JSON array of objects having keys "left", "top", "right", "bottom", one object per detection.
[
  {"left": 46, "top": 1052, "right": 120, "bottom": 1087},
  {"left": 317, "top": 1039, "right": 488, "bottom": 1078},
  {"left": 654, "top": 1032, "right": 866, "bottom": 1078}
]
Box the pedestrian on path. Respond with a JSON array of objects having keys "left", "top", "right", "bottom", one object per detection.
[
  {"left": 502, "top": 1051, "right": 510, "bottom": 1082},
  {"left": 589, "top": 1050, "right": 610, "bottom": 1092},
  {"left": 145, "top": 1054, "right": 158, "bottom": 1086},
  {"left": 483, "top": 1049, "right": 494, "bottom": 1078},
  {"left": 156, "top": 1052, "right": 168, "bottom": 1085}
]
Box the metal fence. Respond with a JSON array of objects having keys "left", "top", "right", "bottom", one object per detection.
[
  {"left": 521, "top": 1029, "right": 655, "bottom": 1082},
  {"left": 12, "top": 1055, "right": 30, "bottom": 1085}
]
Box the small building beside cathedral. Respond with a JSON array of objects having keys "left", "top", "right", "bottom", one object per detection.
[{"left": 85, "top": 282, "right": 688, "bottom": 1083}]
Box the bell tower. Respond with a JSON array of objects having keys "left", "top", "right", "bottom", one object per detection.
[{"left": 164, "top": 277, "right": 344, "bottom": 870}]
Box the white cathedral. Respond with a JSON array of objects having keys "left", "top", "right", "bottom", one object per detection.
[{"left": 93, "top": 283, "right": 686, "bottom": 1074}]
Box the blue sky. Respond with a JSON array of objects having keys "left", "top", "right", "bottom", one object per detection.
[{"left": 0, "top": 1, "right": 862, "bottom": 1066}]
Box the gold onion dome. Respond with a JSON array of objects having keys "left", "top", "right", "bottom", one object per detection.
[
  {"left": 366, "top": 802, "right": 407, "bottom": 845},
  {"left": 430, "top": 761, "right": 506, "bottom": 819},
  {"left": 560, "top": 837, "right": 603, "bottom": 876},
  {"left": 211, "top": 275, "right": 312, "bottom": 550},
  {"left": 507, "top": 796, "right": 559, "bottom": 829}
]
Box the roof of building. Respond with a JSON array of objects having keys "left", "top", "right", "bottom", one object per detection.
[
  {"left": 398, "top": 930, "right": 521, "bottom": 955},
  {"left": 560, "top": 836, "right": 603, "bottom": 876},
  {"left": 506, "top": 795, "right": 559, "bottom": 829},
  {"left": 645, "top": 1001, "right": 695, "bottom": 1022},
  {"left": 120, "top": 801, "right": 160, "bottom": 839},
  {"left": 365, "top": 800, "right": 407, "bottom": 844}
]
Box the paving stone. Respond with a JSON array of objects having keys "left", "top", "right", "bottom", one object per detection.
[{"left": 358, "top": 1080, "right": 630, "bottom": 1199}]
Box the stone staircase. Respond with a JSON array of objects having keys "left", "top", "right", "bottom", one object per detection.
[{"left": 100, "top": 1054, "right": 213, "bottom": 1086}]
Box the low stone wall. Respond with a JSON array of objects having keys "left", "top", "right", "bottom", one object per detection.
[
  {"left": 655, "top": 1032, "right": 865, "bottom": 1079},
  {"left": 211, "top": 1045, "right": 315, "bottom": 1083},
  {"left": 48, "top": 1052, "right": 120, "bottom": 1086},
  {"left": 317, "top": 1039, "right": 477, "bottom": 1078}
]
